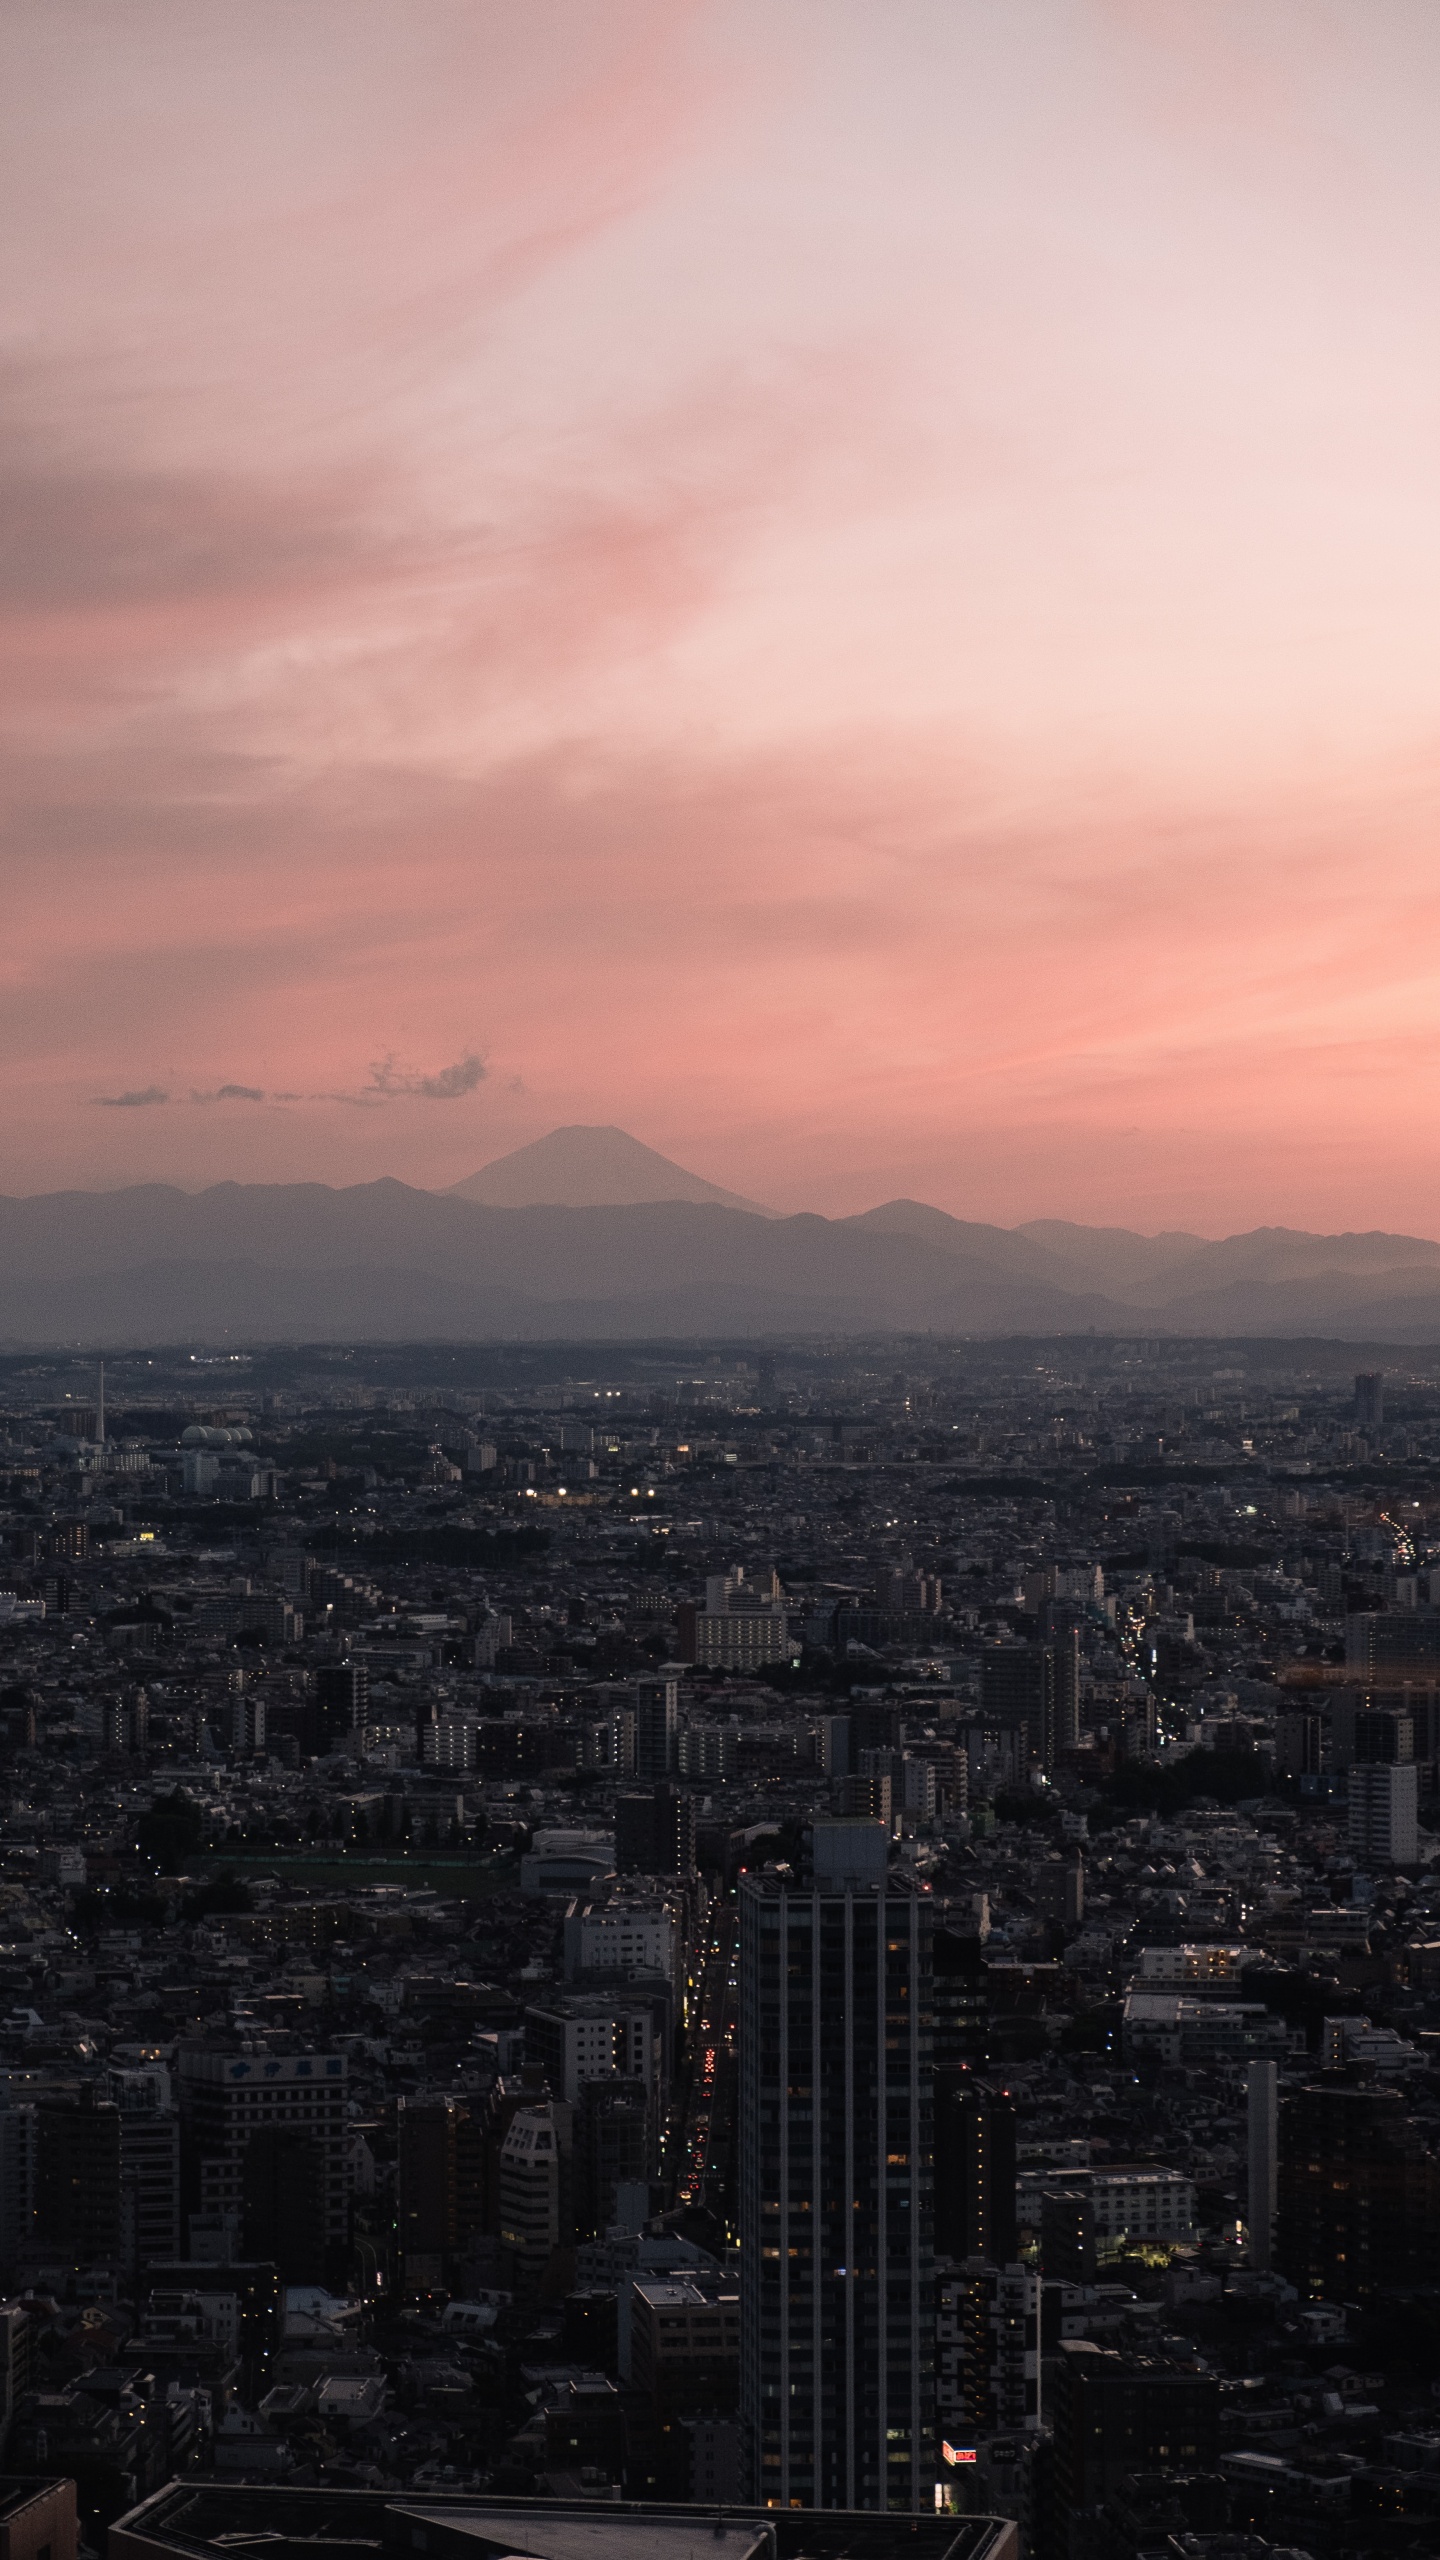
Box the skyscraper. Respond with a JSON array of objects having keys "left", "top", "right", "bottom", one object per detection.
[
  {"left": 633, "top": 1674, "right": 679, "bottom": 1782},
  {"left": 1355, "top": 1371, "right": 1385, "bottom": 1430},
  {"left": 738, "top": 1822, "right": 934, "bottom": 2511},
  {"left": 1246, "top": 2059, "right": 1277, "bottom": 2273},
  {"left": 980, "top": 1634, "right": 1078, "bottom": 1773}
]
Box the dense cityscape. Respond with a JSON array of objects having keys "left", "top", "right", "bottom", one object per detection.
[{"left": 0, "top": 1333, "right": 1436, "bottom": 2558}]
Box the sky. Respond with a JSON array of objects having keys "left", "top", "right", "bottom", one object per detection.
[{"left": 5, "top": 0, "right": 1440, "bottom": 1233}]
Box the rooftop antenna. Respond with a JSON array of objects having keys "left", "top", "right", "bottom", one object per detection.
[{"left": 96, "top": 1360, "right": 105, "bottom": 1447}]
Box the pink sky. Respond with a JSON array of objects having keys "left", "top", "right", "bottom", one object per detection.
[{"left": 5, "top": 0, "right": 1440, "bottom": 1232}]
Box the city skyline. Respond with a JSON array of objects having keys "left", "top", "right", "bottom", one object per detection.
[{"left": 6, "top": 4, "right": 1440, "bottom": 1231}]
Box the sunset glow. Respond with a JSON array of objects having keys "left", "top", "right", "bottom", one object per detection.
[{"left": 5, "top": 0, "right": 1440, "bottom": 1229}]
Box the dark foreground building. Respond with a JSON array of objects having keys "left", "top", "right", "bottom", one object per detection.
[{"left": 111, "top": 2487, "right": 1017, "bottom": 2560}]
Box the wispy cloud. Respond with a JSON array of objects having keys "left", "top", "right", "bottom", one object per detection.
[
  {"left": 92, "top": 1056, "right": 486, "bottom": 1112},
  {"left": 364, "top": 1052, "right": 486, "bottom": 1101}
]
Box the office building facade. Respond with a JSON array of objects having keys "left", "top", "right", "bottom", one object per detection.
[{"left": 738, "top": 1847, "right": 934, "bottom": 2510}]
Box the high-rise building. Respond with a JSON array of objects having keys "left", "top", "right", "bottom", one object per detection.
[
  {"left": 633, "top": 1675, "right": 680, "bottom": 1782},
  {"left": 1246, "top": 2060, "right": 1277, "bottom": 2273},
  {"left": 0, "top": 2109, "right": 36, "bottom": 2280},
  {"left": 119, "top": 2113, "right": 182, "bottom": 2281},
  {"left": 614, "top": 1783, "right": 696, "bottom": 1877},
  {"left": 738, "top": 1833, "right": 933, "bottom": 2511},
  {"left": 1349, "top": 1760, "right": 1418, "bottom": 1867},
  {"left": 979, "top": 1635, "right": 1078, "bottom": 1773},
  {"left": 177, "top": 2048, "right": 351, "bottom": 2276},
  {"left": 678, "top": 1721, "right": 737, "bottom": 1782},
  {"left": 397, "top": 2095, "right": 458, "bottom": 2286},
  {"left": 1276, "top": 2080, "right": 1440, "bottom": 2301},
  {"left": 33, "top": 2090, "right": 121, "bottom": 2270},
  {"left": 241, "top": 2128, "right": 328, "bottom": 2282},
  {"left": 575, "top": 2079, "right": 652, "bottom": 2238},
  {"left": 1354, "top": 1706, "right": 1414, "bottom": 1764},
  {"left": 932, "top": 1927, "right": 990, "bottom": 2072},
  {"left": 653, "top": 1782, "right": 697, "bottom": 1878},
  {"left": 1355, "top": 1371, "right": 1385, "bottom": 1429},
  {"left": 0, "top": 2297, "right": 33, "bottom": 2448},
  {"left": 231, "top": 1693, "right": 267, "bottom": 1755},
  {"left": 934, "top": 2076, "right": 1016, "bottom": 2267},
  {"left": 498, "top": 2100, "right": 573, "bottom": 2292},
  {"left": 961, "top": 2259, "right": 1041, "bottom": 2438},
  {"left": 1039, "top": 2342, "right": 1219, "bottom": 2560},
  {"left": 313, "top": 1661, "right": 369, "bottom": 1751},
  {"left": 1345, "top": 1612, "right": 1440, "bottom": 1684}
]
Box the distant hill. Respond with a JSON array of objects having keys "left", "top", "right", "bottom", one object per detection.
[
  {"left": 448, "top": 1125, "right": 769, "bottom": 1213},
  {"left": 0, "top": 1165, "right": 1436, "bottom": 1341}
]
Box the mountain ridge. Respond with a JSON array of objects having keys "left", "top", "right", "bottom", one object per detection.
[{"left": 0, "top": 1171, "right": 1437, "bottom": 1342}]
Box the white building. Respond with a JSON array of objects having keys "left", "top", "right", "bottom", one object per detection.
[{"left": 1349, "top": 1761, "right": 1418, "bottom": 1867}]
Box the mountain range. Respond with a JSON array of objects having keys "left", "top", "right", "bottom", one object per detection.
[{"left": 2, "top": 1125, "right": 1439, "bottom": 1342}]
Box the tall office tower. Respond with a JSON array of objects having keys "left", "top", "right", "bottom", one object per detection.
[
  {"left": 933, "top": 2075, "right": 1017, "bottom": 2267},
  {"left": 634, "top": 1674, "right": 680, "bottom": 1783},
  {"left": 1246, "top": 2060, "right": 1277, "bottom": 2273},
  {"left": 1348, "top": 1760, "right": 1419, "bottom": 1868},
  {"left": 1276, "top": 2081, "right": 1440, "bottom": 2301},
  {"left": 1355, "top": 1370, "right": 1385, "bottom": 1430},
  {"left": 979, "top": 1636, "right": 1076, "bottom": 1773},
  {"left": 738, "top": 1821, "right": 934, "bottom": 2511}
]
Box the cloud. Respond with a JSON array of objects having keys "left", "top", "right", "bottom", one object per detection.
[
  {"left": 90, "top": 1057, "right": 486, "bottom": 1112},
  {"left": 357, "top": 1052, "right": 487, "bottom": 1103}
]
